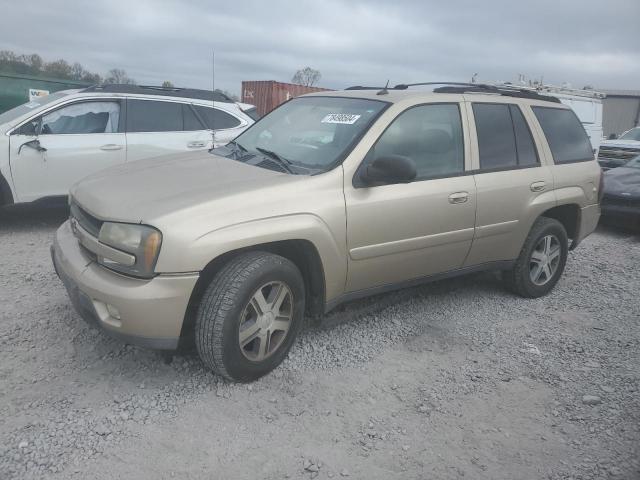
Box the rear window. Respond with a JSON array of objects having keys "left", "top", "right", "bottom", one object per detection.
[{"left": 532, "top": 107, "right": 593, "bottom": 163}]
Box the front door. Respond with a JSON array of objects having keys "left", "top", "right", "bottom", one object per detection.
[
  {"left": 10, "top": 100, "right": 125, "bottom": 202},
  {"left": 344, "top": 103, "right": 477, "bottom": 293}
]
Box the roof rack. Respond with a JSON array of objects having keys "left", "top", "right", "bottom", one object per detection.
[
  {"left": 345, "top": 82, "right": 561, "bottom": 103},
  {"left": 81, "top": 84, "right": 235, "bottom": 103},
  {"left": 497, "top": 82, "right": 606, "bottom": 99}
]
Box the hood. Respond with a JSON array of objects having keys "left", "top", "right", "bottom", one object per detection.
[
  {"left": 600, "top": 139, "right": 640, "bottom": 150},
  {"left": 604, "top": 166, "right": 640, "bottom": 197},
  {"left": 70, "top": 150, "right": 298, "bottom": 222}
]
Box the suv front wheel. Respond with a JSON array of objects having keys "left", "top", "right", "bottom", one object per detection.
[
  {"left": 195, "top": 252, "right": 305, "bottom": 382},
  {"left": 503, "top": 217, "right": 568, "bottom": 298}
]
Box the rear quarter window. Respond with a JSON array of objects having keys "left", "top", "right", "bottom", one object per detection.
[
  {"left": 532, "top": 107, "right": 593, "bottom": 164},
  {"left": 194, "top": 105, "right": 242, "bottom": 130}
]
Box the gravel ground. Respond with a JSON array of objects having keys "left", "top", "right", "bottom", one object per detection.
[{"left": 0, "top": 206, "right": 639, "bottom": 480}]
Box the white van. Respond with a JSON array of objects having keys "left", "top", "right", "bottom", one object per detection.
[{"left": 0, "top": 85, "right": 256, "bottom": 206}]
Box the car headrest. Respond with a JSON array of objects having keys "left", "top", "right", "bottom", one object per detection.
[{"left": 423, "top": 129, "right": 453, "bottom": 154}]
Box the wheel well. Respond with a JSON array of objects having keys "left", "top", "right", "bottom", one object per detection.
[
  {"left": 0, "top": 174, "right": 14, "bottom": 207},
  {"left": 179, "top": 240, "right": 326, "bottom": 345},
  {"left": 541, "top": 204, "right": 580, "bottom": 248}
]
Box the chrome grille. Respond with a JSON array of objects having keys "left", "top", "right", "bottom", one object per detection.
[
  {"left": 598, "top": 146, "right": 640, "bottom": 162},
  {"left": 70, "top": 202, "right": 103, "bottom": 237}
]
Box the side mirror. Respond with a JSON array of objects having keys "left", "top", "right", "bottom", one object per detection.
[
  {"left": 608, "top": 133, "right": 618, "bottom": 140},
  {"left": 18, "top": 139, "right": 47, "bottom": 154},
  {"left": 360, "top": 155, "right": 417, "bottom": 186}
]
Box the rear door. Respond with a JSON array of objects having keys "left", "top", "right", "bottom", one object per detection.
[
  {"left": 463, "top": 100, "right": 554, "bottom": 266},
  {"left": 9, "top": 99, "right": 125, "bottom": 202},
  {"left": 125, "top": 99, "right": 212, "bottom": 162},
  {"left": 192, "top": 104, "right": 249, "bottom": 147}
]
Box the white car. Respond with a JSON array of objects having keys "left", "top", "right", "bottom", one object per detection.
[{"left": 0, "top": 85, "right": 257, "bottom": 206}]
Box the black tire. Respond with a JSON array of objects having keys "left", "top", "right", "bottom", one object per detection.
[
  {"left": 195, "top": 251, "right": 305, "bottom": 382},
  {"left": 503, "top": 217, "right": 568, "bottom": 298}
]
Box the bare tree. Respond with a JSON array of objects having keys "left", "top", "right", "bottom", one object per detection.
[
  {"left": 70, "top": 62, "right": 86, "bottom": 81},
  {"left": 43, "top": 59, "right": 72, "bottom": 78},
  {"left": 82, "top": 72, "right": 102, "bottom": 84},
  {"left": 292, "top": 67, "right": 321, "bottom": 87},
  {"left": 105, "top": 68, "right": 136, "bottom": 85},
  {"left": 21, "top": 54, "right": 43, "bottom": 71}
]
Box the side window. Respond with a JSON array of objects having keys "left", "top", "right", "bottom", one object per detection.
[
  {"left": 532, "top": 107, "right": 593, "bottom": 163},
  {"left": 473, "top": 103, "right": 539, "bottom": 169},
  {"left": 127, "top": 100, "right": 182, "bottom": 132},
  {"left": 372, "top": 103, "right": 464, "bottom": 180},
  {"left": 40, "top": 101, "right": 120, "bottom": 135},
  {"left": 183, "top": 104, "right": 204, "bottom": 131},
  {"left": 194, "top": 105, "right": 242, "bottom": 130},
  {"left": 510, "top": 105, "right": 539, "bottom": 166},
  {"left": 473, "top": 104, "right": 517, "bottom": 169},
  {"left": 14, "top": 118, "right": 41, "bottom": 136},
  {"left": 243, "top": 107, "right": 260, "bottom": 121}
]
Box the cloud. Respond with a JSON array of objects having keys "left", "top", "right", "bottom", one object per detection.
[{"left": 1, "top": 0, "right": 638, "bottom": 94}]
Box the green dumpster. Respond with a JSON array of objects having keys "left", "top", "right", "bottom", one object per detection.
[{"left": 0, "top": 73, "right": 90, "bottom": 114}]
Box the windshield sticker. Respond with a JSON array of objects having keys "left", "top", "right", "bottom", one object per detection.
[{"left": 321, "top": 113, "right": 361, "bottom": 125}]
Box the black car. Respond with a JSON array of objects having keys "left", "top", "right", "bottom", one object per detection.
[{"left": 601, "top": 155, "right": 640, "bottom": 227}]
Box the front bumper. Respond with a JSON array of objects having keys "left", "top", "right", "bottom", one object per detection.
[{"left": 52, "top": 221, "right": 199, "bottom": 350}]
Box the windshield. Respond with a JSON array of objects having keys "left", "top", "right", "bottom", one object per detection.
[
  {"left": 0, "top": 90, "right": 74, "bottom": 126},
  {"left": 216, "top": 96, "right": 388, "bottom": 174},
  {"left": 620, "top": 128, "right": 640, "bottom": 141}
]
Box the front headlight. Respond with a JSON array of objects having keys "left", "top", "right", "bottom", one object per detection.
[{"left": 98, "top": 222, "right": 162, "bottom": 278}]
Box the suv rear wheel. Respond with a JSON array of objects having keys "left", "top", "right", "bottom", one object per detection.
[
  {"left": 195, "top": 252, "right": 305, "bottom": 382},
  {"left": 503, "top": 217, "right": 568, "bottom": 298}
]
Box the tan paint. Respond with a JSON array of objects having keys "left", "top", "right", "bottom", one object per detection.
[{"left": 55, "top": 89, "right": 601, "bottom": 345}]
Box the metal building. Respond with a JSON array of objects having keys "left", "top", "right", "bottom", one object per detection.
[{"left": 601, "top": 90, "right": 640, "bottom": 137}]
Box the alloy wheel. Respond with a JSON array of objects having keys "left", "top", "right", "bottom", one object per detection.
[
  {"left": 529, "top": 234, "right": 561, "bottom": 286},
  {"left": 238, "top": 281, "right": 293, "bottom": 361}
]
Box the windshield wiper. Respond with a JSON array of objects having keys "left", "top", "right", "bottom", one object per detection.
[
  {"left": 255, "top": 147, "right": 295, "bottom": 174},
  {"left": 228, "top": 140, "right": 248, "bottom": 153}
]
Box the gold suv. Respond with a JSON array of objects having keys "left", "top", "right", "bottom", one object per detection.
[{"left": 52, "top": 83, "right": 602, "bottom": 381}]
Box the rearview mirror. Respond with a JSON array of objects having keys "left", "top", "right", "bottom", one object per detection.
[{"left": 360, "top": 155, "right": 417, "bottom": 186}]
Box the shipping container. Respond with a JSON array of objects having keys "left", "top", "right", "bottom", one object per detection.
[
  {"left": 241, "top": 80, "right": 332, "bottom": 116},
  {"left": 0, "top": 73, "right": 90, "bottom": 114}
]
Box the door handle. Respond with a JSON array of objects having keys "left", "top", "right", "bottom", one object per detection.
[
  {"left": 448, "top": 192, "right": 469, "bottom": 204},
  {"left": 100, "top": 144, "right": 123, "bottom": 151},
  {"left": 187, "top": 141, "right": 206, "bottom": 148},
  {"left": 530, "top": 181, "right": 546, "bottom": 192}
]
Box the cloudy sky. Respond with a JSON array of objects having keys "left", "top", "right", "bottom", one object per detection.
[{"left": 2, "top": 0, "right": 638, "bottom": 95}]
